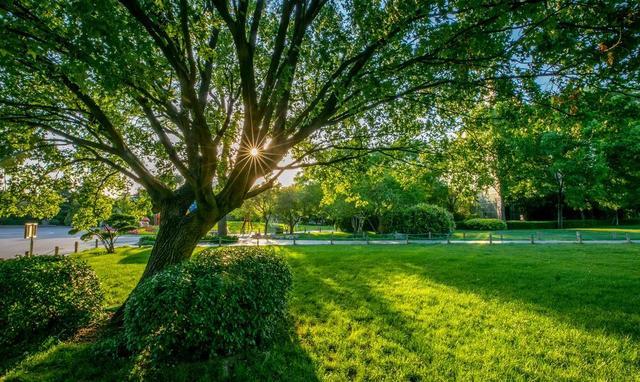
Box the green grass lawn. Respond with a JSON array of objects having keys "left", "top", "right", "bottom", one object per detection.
[{"left": 3, "top": 245, "right": 640, "bottom": 381}]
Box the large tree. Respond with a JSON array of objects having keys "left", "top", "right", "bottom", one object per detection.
[{"left": 1, "top": 0, "right": 637, "bottom": 317}]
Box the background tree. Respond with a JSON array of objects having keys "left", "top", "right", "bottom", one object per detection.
[
  {"left": 274, "top": 185, "right": 304, "bottom": 234},
  {"left": 241, "top": 185, "right": 278, "bottom": 235},
  {"left": 71, "top": 213, "right": 138, "bottom": 253}
]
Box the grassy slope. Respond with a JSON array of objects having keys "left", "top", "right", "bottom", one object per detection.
[{"left": 3, "top": 245, "right": 640, "bottom": 381}]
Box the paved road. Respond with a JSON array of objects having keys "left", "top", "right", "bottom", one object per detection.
[{"left": 0, "top": 225, "right": 139, "bottom": 259}]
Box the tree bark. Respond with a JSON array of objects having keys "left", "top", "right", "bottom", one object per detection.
[
  {"left": 111, "top": 202, "right": 217, "bottom": 326},
  {"left": 217, "top": 214, "right": 228, "bottom": 236},
  {"left": 263, "top": 217, "right": 270, "bottom": 235}
]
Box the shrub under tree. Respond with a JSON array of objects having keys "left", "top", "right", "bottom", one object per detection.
[{"left": 123, "top": 247, "right": 292, "bottom": 372}]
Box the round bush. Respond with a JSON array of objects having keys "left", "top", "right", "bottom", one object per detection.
[
  {"left": 462, "top": 218, "right": 507, "bottom": 231},
  {"left": 388, "top": 204, "right": 455, "bottom": 234},
  {"left": 123, "top": 247, "right": 292, "bottom": 366},
  {"left": 0, "top": 255, "right": 104, "bottom": 347},
  {"left": 137, "top": 235, "right": 156, "bottom": 246}
]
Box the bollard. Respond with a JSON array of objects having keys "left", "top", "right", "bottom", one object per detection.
[
  {"left": 29, "top": 236, "right": 34, "bottom": 257},
  {"left": 577, "top": 231, "right": 582, "bottom": 244},
  {"left": 54, "top": 246, "right": 59, "bottom": 255},
  {"left": 330, "top": 232, "right": 334, "bottom": 245},
  {"left": 428, "top": 231, "right": 432, "bottom": 240},
  {"left": 218, "top": 235, "right": 222, "bottom": 247},
  {"left": 95, "top": 239, "right": 99, "bottom": 249},
  {"left": 626, "top": 233, "right": 631, "bottom": 244},
  {"left": 405, "top": 233, "right": 409, "bottom": 245},
  {"left": 489, "top": 233, "right": 493, "bottom": 245},
  {"left": 446, "top": 234, "right": 450, "bottom": 244},
  {"left": 530, "top": 234, "right": 534, "bottom": 244},
  {"left": 293, "top": 235, "right": 296, "bottom": 245},
  {"left": 74, "top": 241, "right": 79, "bottom": 253},
  {"left": 256, "top": 236, "right": 259, "bottom": 247}
]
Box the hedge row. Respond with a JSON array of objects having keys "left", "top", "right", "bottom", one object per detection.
[
  {"left": 460, "top": 218, "right": 507, "bottom": 231},
  {"left": 506, "top": 219, "right": 640, "bottom": 229}
]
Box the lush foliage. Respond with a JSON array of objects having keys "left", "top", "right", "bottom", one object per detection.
[
  {"left": 462, "top": 218, "right": 508, "bottom": 231},
  {"left": 0, "top": 255, "right": 103, "bottom": 348},
  {"left": 1, "top": 0, "right": 636, "bottom": 284},
  {"left": 123, "top": 247, "right": 292, "bottom": 371}
]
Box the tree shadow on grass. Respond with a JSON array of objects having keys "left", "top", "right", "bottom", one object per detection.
[
  {"left": 117, "top": 248, "right": 151, "bottom": 265},
  {"left": 292, "top": 245, "right": 640, "bottom": 341}
]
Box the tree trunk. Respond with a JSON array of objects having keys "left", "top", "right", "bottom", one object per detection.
[
  {"left": 217, "top": 214, "right": 228, "bottom": 236},
  {"left": 263, "top": 217, "right": 270, "bottom": 235},
  {"left": 111, "top": 205, "right": 216, "bottom": 325}
]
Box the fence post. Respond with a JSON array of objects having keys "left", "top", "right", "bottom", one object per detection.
[
  {"left": 405, "top": 233, "right": 409, "bottom": 245},
  {"left": 626, "top": 233, "right": 631, "bottom": 244},
  {"left": 447, "top": 234, "right": 450, "bottom": 244},
  {"left": 95, "top": 239, "right": 99, "bottom": 249},
  {"left": 489, "top": 233, "right": 493, "bottom": 245},
  {"left": 428, "top": 231, "right": 432, "bottom": 240},
  {"left": 500, "top": 234, "right": 504, "bottom": 242},
  {"left": 218, "top": 235, "right": 222, "bottom": 247},
  {"left": 54, "top": 246, "right": 59, "bottom": 255},
  {"left": 293, "top": 235, "right": 296, "bottom": 245},
  {"left": 530, "top": 234, "right": 534, "bottom": 244},
  {"left": 462, "top": 232, "right": 466, "bottom": 239},
  {"left": 330, "top": 232, "right": 334, "bottom": 245},
  {"left": 74, "top": 241, "right": 79, "bottom": 253},
  {"left": 577, "top": 231, "right": 582, "bottom": 244}
]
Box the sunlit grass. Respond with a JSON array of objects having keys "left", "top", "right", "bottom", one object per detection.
[{"left": 4, "top": 245, "right": 640, "bottom": 381}]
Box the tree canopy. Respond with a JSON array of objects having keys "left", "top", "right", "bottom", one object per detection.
[{"left": 1, "top": 0, "right": 638, "bottom": 281}]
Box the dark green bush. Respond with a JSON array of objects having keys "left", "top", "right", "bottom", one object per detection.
[
  {"left": 137, "top": 235, "right": 156, "bottom": 246},
  {"left": 0, "top": 255, "right": 103, "bottom": 348},
  {"left": 387, "top": 204, "right": 455, "bottom": 234},
  {"left": 123, "top": 247, "right": 292, "bottom": 367},
  {"left": 507, "top": 220, "right": 557, "bottom": 229},
  {"left": 462, "top": 218, "right": 507, "bottom": 231},
  {"left": 202, "top": 232, "right": 239, "bottom": 243}
]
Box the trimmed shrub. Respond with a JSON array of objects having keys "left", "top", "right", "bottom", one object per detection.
[
  {"left": 462, "top": 218, "right": 507, "bottom": 231},
  {"left": 389, "top": 204, "right": 455, "bottom": 234},
  {"left": 0, "top": 255, "right": 103, "bottom": 348},
  {"left": 202, "top": 233, "right": 239, "bottom": 243},
  {"left": 123, "top": 247, "right": 292, "bottom": 368},
  {"left": 137, "top": 235, "right": 156, "bottom": 246},
  {"left": 507, "top": 220, "right": 557, "bottom": 229}
]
